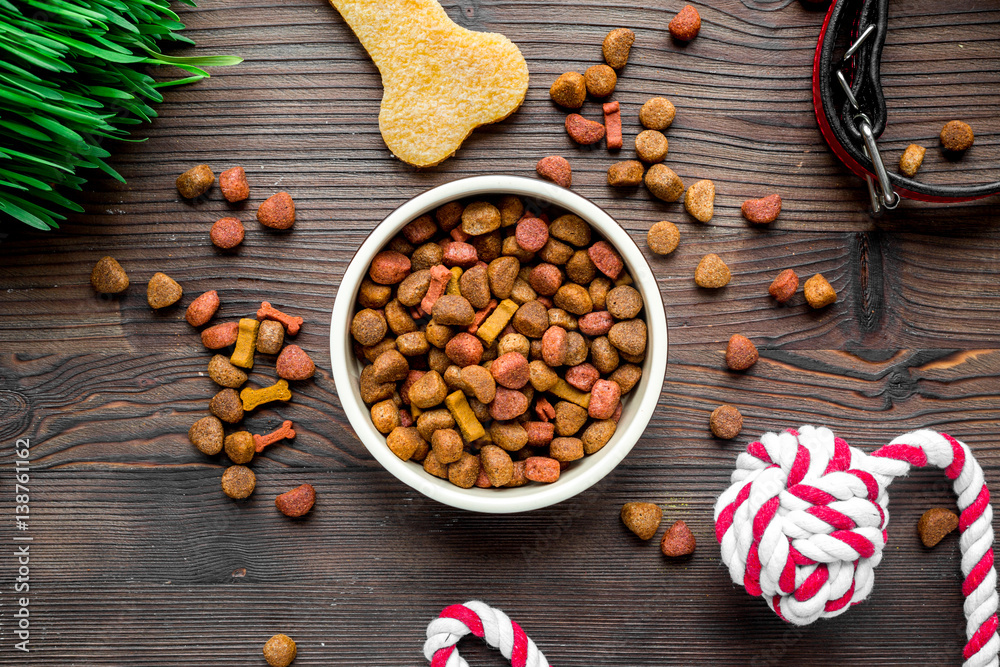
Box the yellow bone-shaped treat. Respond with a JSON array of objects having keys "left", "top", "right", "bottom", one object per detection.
[
  {"left": 444, "top": 390, "right": 485, "bottom": 443},
  {"left": 445, "top": 267, "right": 463, "bottom": 296},
  {"left": 231, "top": 318, "right": 259, "bottom": 370},
  {"left": 328, "top": 0, "right": 529, "bottom": 167},
  {"left": 240, "top": 379, "right": 292, "bottom": 411},
  {"left": 475, "top": 298, "right": 517, "bottom": 347},
  {"left": 550, "top": 379, "right": 591, "bottom": 409}
]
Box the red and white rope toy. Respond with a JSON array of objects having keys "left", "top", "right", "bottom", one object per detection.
[
  {"left": 424, "top": 600, "right": 550, "bottom": 667},
  {"left": 714, "top": 426, "right": 998, "bottom": 666}
]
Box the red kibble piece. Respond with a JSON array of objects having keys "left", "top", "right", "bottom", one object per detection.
[
  {"left": 402, "top": 215, "right": 437, "bottom": 244},
  {"left": 276, "top": 344, "right": 316, "bottom": 380},
  {"left": 536, "top": 156, "right": 572, "bottom": 188},
  {"left": 185, "top": 290, "right": 220, "bottom": 327},
  {"left": 253, "top": 420, "right": 296, "bottom": 453},
  {"left": 565, "top": 363, "right": 600, "bottom": 391},
  {"left": 525, "top": 456, "right": 561, "bottom": 483},
  {"left": 588, "top": 241, "right": 624, "bottom": 279},
  {"left": 669, "top": 5, "right": 701, "bottom": 41},
  {"left": 516, "top": 217, "right": 550, "bottom": 253},
  {"left": 525, "top": 421, "right": 555, "bottom": 447},
  {"left": 257, "top": 301, "right": 303, "bottom": 336},
  {"left": 535, "top": 396, "right": 556, "bottom": 421},
  {"left": 589, "top": 379, "right": 622, "bottom": 419},
  {"left": 467, "top": 299, "right": 498, "bottom": 335},
  {"left": 257, "top": 192, "right": 295, "bottom": 229},
  {"left": 578, "top": 311, "right": 614, "bottom": 336},
  {"left": 768, "top": 269, "right": 799, "bottom": 303},
  {"left": 741, "top": 194, "right": 782, "bottom": 224},
  {"left": 565, "top": 114, "right": 606, "bottom": 145},
  {"left": 210, "top": 217, "right": 245, "bottom": 249},
  {"left": 219, "top": 166, "right": 249, "bottom": 203},
  {"left": 491, "top": 352, "right": 530, "bottom": 389},
  {"left": 603, "top": 100, "right": 623, "bottom": 150},
  {"left": 445, "top": 332, "right": 484, "bottom": 367},
  {"left": 443, "top": 242, "right": 478, "bottom": 268},
  {"left": 201, "top": 321, "right": 239, "bottom": 349}
]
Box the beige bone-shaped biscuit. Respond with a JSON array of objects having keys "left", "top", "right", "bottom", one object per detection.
[{"left": 329, "top": 0, "right": 529, "bottom": 167}]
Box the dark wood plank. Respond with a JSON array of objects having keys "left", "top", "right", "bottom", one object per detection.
[{"left": 0, "top": 0, "right": 998, "bottom": 663}]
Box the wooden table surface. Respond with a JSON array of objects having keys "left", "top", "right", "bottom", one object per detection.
[{"left": 1, "top": 0, "right": 998, "bottom": 663}]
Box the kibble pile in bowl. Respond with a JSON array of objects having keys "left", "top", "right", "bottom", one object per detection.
[{"left": 350, "top": 194, "right": 648, "bottom": 490}]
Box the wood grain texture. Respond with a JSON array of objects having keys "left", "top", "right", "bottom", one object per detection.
[{"left": 0, "top": 0, "right": 998, "bottom": 663}]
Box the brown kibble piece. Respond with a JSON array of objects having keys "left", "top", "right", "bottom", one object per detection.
[
  {"left": 459, "top": 263, "right": 491, "bottom": 309},
  {"left": 409, "top": 370, "right": 449, "bottom": 409},
  {"left": 90, "top": 256, "right": 129, "bottom": 294},
  {"left": 221, "top": 465, "right": 255, "bottom": 499},
  {"left": 646, "top": 221, "right": 679, "bottom": 255},
  {"left": 491, "top": 421, "right": 530, "bottom": 451},
  {"left": 609, "top": 364, "right": 641, "bottom": 394},
  {"left": 189, "top": 416, "right": 224, "bottom": 455},
  {"left": 607, "top": 161, "right": 644, "bottom": 187},
  {"left": 940, "top": 120, "right": 974, "bottom": 153},
  {"left": 639, "top": 97, "right": 676, "bottom": 130},
  {"left": 621, "top": 502, "right": 663, "bottom": 540},
  {"left": 275, "top": 484, "right": 315, "bottom": 518},
  {"left": 461, "top": 201, "right": 501, "bottom": 236},
  {"left": 917, "top": 507, "right": 959, "bottom": 547},
  {"left": 219, "top": 166, "right": 249, "bottom": 202},
  {"left": 585, "top": 64, "right": 617, "bottom": 98},
  {"left": 536, "top": 156, "right": 572, "bottom": 188},
  {"left": 710, "top": 404, "right": 743, "bottom": 440},
  {"left": 661, "top": 520, "right": 696, "bottom": 556},
  {"left": 684, "top": 179, "right": 715, "bottom": 222},
  {"left": 387, "top": 426, "right": 425, "bottom": 461},
  {"left": 371, "top": 399, "right": 402, "bottom": 434},
  {"left": 549, "top": 215, "right": 591, "bottom": 247},
  {"left": 899, "top": 144, "right": 926, "bottom": 177},
  {"left": 210, "top": 217, "right": 245, "bottom": 249},
  {"left": 582, "top": 419, "right": 617, "bottom": 454},
  {"left": 635, "top": 130, "right": 668, "bottom": 163},
  {"left": 768, "top": 269, "right": 798, "bottom": 303},
  {"left": 448, "top": 451, "right": 481, "bottom": 489},
  {"left": 276, "top": 344, "right": 316, "bottom": 380},
  {"left": 186, "top": 290, "right": 219, "bottom": 327},
  {"left": 262, "top": 633, "right": 297, "bottom": 667},
  {"left": 608, "top": 319, "right": 647, "bottom": 357},
  {"left": 602, "top": 28, "right": 635, "bottom": 69},
  {"left": 549, "top": 72, "right": 586, "bottom": 109},
  {"left": 804, "top": 273, "right": 837, "bottom": 309},
  {"left": 565, "top": 114, "right": 605, "bottom": 145},
  {"left": 606, "top": 285, "right": 643, "bottom": 319},
  {"left": 257, "top": 320, "right": 285, "bottom": 354},
  {"left": 669, "top": 5, "right": 701, "bottom": 41},
  {"left": 480, "top": 444, "right": 514, "bottom": 486},
  {"left": 512, "top": 300, "right": 549, "bottom": 338},
  {"left": 645, "top": 164, "right": 684, "bottom": 202},
  {"left": 210, "top": 388, "right": 244, "bottom": 424},
  {"left": 225, "top": 431, "right": 255, "bottom": 465},
  {"left": 402, "top": 215, "right": 437, "bottom": 244},
  {"left": 257, "top": 192, "right": 295, "bottom": 229},
  {"left": 351, "top": 309, "right": 387, "bottom": 347},
  {"left": 176, "top": 164, "right": 214, "bottom": 199},
  {"left": 554, "top": 284, "right": 593, "bottom": 316},
  {"left": 147, "top": 272, "right": 182, "bottom": 309},
  {"left": 725, "top": 334, "right": 758, "bottom": 371},
  {"left": 549, "top": 436, "right": 584, "bottom": 462},
  {"left": 359, "top": 278, "right": 393, "bottom": 309},
  {"left": 741, "top": 194, "right": 782, "bottom": 224},
  {"left": 432, "top": 295, "right": 475, "bottom": 326},
  {"left": 431, "top": 428, "right": 464, "bottom": 464},
  {"left": 202, "top": 321, "right": 239, "bottom": 349},
  {"left": 694, "top": 254, "right": 731, "bottom": 288},
  {"left": 208, "top": 354, "right": 248, "bottom": 388}
]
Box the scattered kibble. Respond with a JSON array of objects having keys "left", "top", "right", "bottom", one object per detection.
[
  {"left": 668, "top": 5, "right": 701, "bottom": 41},
  {"left": 899, "top": 144, "right": 926, "bottom": 176},
  {"left": 917, "top": 507, "right": 959, "bottom": 547},
  {"left": 661, "top": 519, "right": 696, "bottom": 556},
  {"left": 176, "top": 164, "right": 214, "bottom": 199},
  {"left": 188, "top": 415, "right": 224, "bottom": 455},
  {"left": 940, "top": 120, "right": 974, "bottom": 153},
  {"left": 275, "top": 484, "right": 315, "bottom": 518},
  {"left": 804, "top": 273, "right": 836, "bottom": 308},
  {"left": 263, "top": 634, "right": 297, "bottom": 667},
  {"left": 210, "top": 216, "right": 245, "bottom": 249},
  {"left": 90, "top": 256, "right": 129, "bottom": 294},
  {"left": 684, "top": 179, "right": 715, "bottom": 222},
  {"left": 565, "top": 113, "right": 606, "bottom": 145},
  {"left": 536, "top": 156, "right": 572, "bottom": 188},
  {"left": 603, "top": 100, "right": 623, "bottom": 150},
  {"left": 725, "top": 334, "right": 758, "bottom": 371},
  {"left": 710, "top": 404, "right": 743, "bottom": 440},
  {"left": 584, "top": 64, "right": 617, "bottom": 98},
  {"left": 646, "top": 221, "right": 679, "bottom": 255},
  {"left": 218, "top": 166, "right": 249, "bottom": 202},
  {"left": 639, "top": 97, "right": 676, "bottom": 131},
  {"left": 146, "top": 272, "right": 182, "bottom": 309},
  {"left": 635, "top": 130, "right": 668, "bottom": 164},
  {"left": 257, "top": 192, "right": 295, "bottom": 229},
  {"left": 741, "top": 194, "right": 782, "bottom": 224},
  {"left": 602, "top": 28, "right": 635, "bottom": 69},
  {"left": 621, "top": 502, "right": 663, "bottom": 540},
  {"left": 607, "top": 161, "right": 645, "bottom": 187},
  {"left": 768, "top": 268, "right": 798, "bottom": 303},
  {"left": 694, "top": 253, "right": 730, "bottom": 288},
  {"left": 644, "top": 164, "right": 684, "bottom": 202},
  {"left": 185, "top": 290, "right": 220, "bottom": 327},
  {"left": 221, "top": 464, "right": 255, "bottom": 499},
  {"left": 549, "top": 72, "right": 586, "bottom": 109}
]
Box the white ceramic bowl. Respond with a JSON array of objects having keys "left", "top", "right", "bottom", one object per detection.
[{"left": 330, "top": 175, "right": 667, "bottom": 513}]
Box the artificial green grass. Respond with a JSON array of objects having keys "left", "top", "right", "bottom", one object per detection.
[{"left": 0, "top": 0, "right": 241, "bottom": 229}]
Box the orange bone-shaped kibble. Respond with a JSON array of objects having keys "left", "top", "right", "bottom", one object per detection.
[
  {"left": 240, "top": 379, "right": 292, "bottom": 412},
  {"left": 254, "top": 420, "right": 296, "bottom": 453},
  {"left": 256, "top": 302, "right": 303, "bottom": 336}
]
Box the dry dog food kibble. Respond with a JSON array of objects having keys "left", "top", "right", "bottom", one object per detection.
[
  {"left": 210, "top": 388, "right": 244, "bottom": 424},
  {"left": 899, "top": 144, "right": 926, "bottom": 177},
  {"left": 639, "top": 97, "right": 675, "bottom": 130},
  {"left": 710, "top": 404, "right": 743, "bottom": 439},
  {"left": 741, "top": 194, "right": 782, "bottom": 224},
  {"left": 176, "top": 164, "right": 214, "bottom": 199},
  {"left": 660, "top": 519, "right": 696, "bottom": 556},
  {"left": 646, "top": 221, "right": 679, "bottom": 255},
  {"left": 668, "top": 5, "right": 701, "bottom": 41},
  {"left": 147, "top": 272, "right": 182, "bottom": 309},
  {"left": 602, "top": 28, "right": 635, "bottom": 69},
  {"left": 225, "top": 431, "right": 255, "bottom": 464},
  {"left": 354, "top": 195, "right": 648, "bottom": 489},
  {"left": 189, "top": 416, "right": 224, "bottom": 455},
  {"left": 186, "top": 290, "right": 220, "bottom": 327},
  {"left": 804, "top": 273, "right": 837, "bottom": 308},
  {"left": 917, "top": 507, "right": 959, "bottom": 548},
  {"left": 536, "top": 156, "right": 572, "bottom": 188},
  {"left": 276, "top": 344, "right": 316, "bottom": 380},
  {"left": 621, "top": 502, "right": 663, "bottom": 540},
  {"left": 219, "top": 166, "right": 249, "bottom": 202},
  {"left": 694, "top": 253, "right": 731, "bottom": 288},
  {"left": 257, "top": 320, "right": 285, "bottom": 354},
  {"left": 585, "top": 64, "right": 617, "bottom": 98},
  {"left": 91, "top": 256, "right": 129, "bottom": 294},
  {"left": 209, "top": 354, "right": 248, "bottom": 388},
  {"left": 257, "top": 192, "right": 295, "bottom": 229},
  {"left": 565, "top": 114, "right": 606, "bottom": 145},
  {"left": 635, "top": 130, "right": 668, "bottom": 163},
  {"left": 644, "top": 164, "right": 684, "bottom": 202},
  {"left": 684, "top": 179, "right": 715, "bottom": 222},
  {"left": 241, "top": 378, "right": 292, "bottom": 411},
  {"left": 210, "top": 217, "right": 245, "bottom": 249},
  {"left": 608, "top": 161, "right": 644, "bottom": 187},
  {"left": 275, "top": 484, "right": 315, "bottom": 518},
  {"left": 231, "top": 318, "right": 260, "bottom": 369},
  {"left": 603, "top": 100, "right": 623, "bottom": 150},
  {"left": 768, "top": 268, "right": 798, "bottom": 303},
  {"left": 262, "top": 633, "right": 297, "bottom": 667},
  {"left": 202, "top": 321, "right": 239, "bottom": 349},
  {"left": 550, "top": 72, "right": 586, "bottom": 109},
  {"left": 221, "top": 465, "right": 255, "bottom": 499},
  {"left": 725, "top": 334, "right": 758, "bottom": 371},
  {"left": 940, "top": 120, "right": 973, "bottom": 153}
]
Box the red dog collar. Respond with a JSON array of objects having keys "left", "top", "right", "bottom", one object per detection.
[{"left": 812, "top": 0, "right": 1000, "bottom": 213}]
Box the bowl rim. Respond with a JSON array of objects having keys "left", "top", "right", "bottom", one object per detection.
[{"left": 330, "top": 175, "right": 668, "bottom": 513}]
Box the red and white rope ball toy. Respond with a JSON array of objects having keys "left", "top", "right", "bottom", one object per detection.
[
  {"left": 714, "top": 426, "right": 999, "bottom": 667},
  {"left": 424, "top": 600, "right": 550, "bottom": 667}
]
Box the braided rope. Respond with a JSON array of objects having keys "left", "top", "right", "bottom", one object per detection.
[
  {"left": 714, "top": 426, "right": 998, "bottom": 666},
  {"left": 424, "top": 601, "right": 550, "bottom": 667}
]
